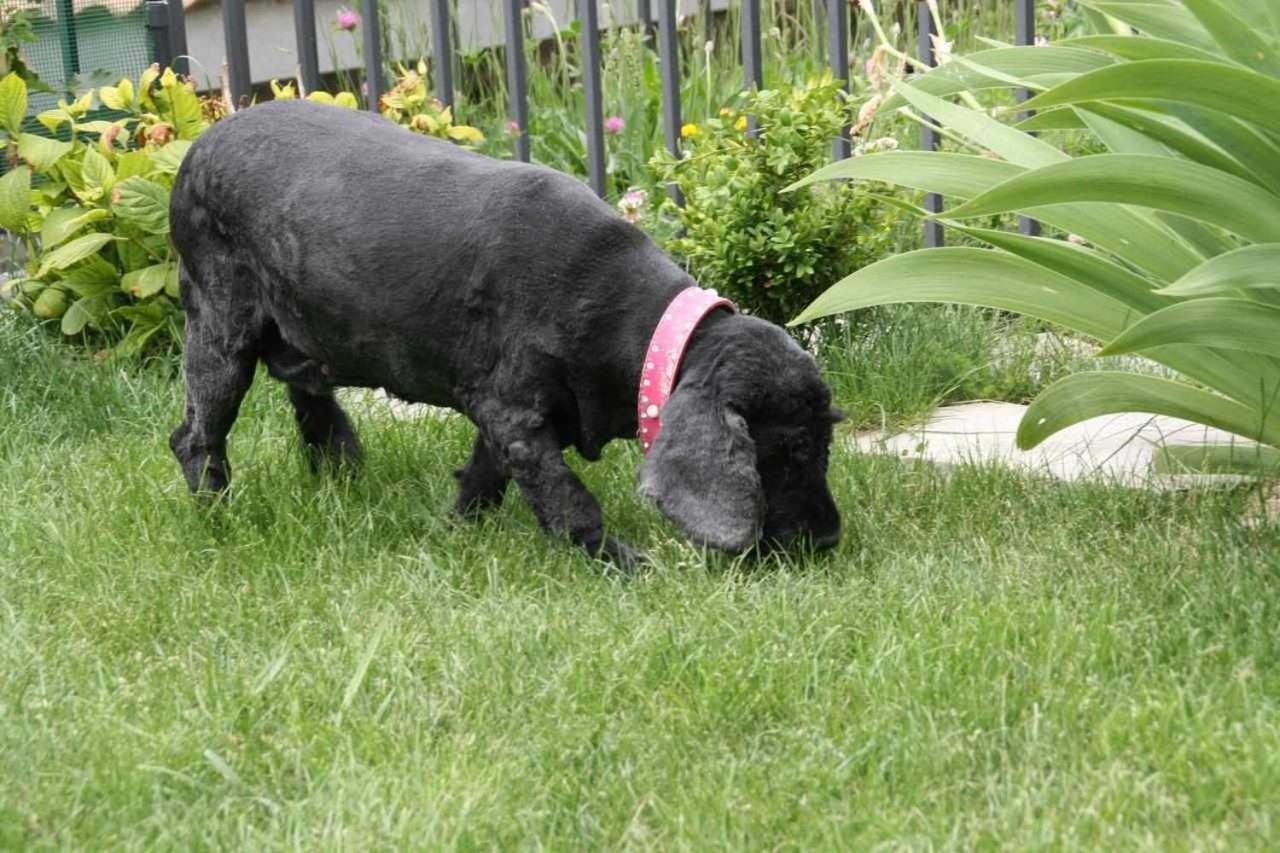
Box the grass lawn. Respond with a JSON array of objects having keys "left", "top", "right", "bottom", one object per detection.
[{"left": 2, "top": 312, "right": 1278, "bottom": 849}]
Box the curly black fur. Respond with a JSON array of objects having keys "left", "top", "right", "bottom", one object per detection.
[{"left": 168, "top": 101, "right": 840, "bottom": 566}]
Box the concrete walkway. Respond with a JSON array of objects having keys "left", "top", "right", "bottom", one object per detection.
[{"left": 852, "top": 401, "right": 1260, "bottom": 489}]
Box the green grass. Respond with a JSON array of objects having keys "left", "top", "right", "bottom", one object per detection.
[{"left": 2, "top": 313, "right": 1279, "bottom": 849}]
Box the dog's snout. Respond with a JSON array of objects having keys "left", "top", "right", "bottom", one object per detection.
[{"left": 812, "top": 526, "right": 841, "bottom": 551}]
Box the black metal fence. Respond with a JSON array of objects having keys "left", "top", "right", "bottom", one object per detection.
[{"left": 144, "top": 0, "right": 1042, "bottom": 244}]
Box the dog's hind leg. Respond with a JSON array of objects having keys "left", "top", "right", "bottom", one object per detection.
[
  {"left": 259, "top": 326, "right": 363, "bottom": 471},
  {"left": 287, "top": 386, "right": 363, "bottom": 472},
  {"left": 453, "top": 434, "right": 509, "bottom": 515},
  {"left": 170, "top": 269, "right": 258, "bottom": 496}
]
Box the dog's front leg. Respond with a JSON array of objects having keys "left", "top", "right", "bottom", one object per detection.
[{"left": 473, "top": 403, "right": 642, "bottom": 570}]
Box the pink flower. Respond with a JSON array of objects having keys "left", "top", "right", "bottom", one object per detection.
[
  {"left": 604, "top": 115, "right": 624, "bottom": 135},
  {"left": 506, "top": 119, "right": 521, "bottom": 136},
  {"left": 337, "top": 8, "right": 361, "bottom": 31}
]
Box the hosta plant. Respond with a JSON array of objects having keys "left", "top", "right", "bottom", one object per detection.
[
  {"left": 792, "top": 0, "right": 1280, "bottom": 472},
  {"left": 0, "top": 65, "right": 207, "bottom": 355}
]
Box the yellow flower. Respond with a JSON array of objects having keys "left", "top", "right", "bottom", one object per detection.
[
  {"left": 680, "top": 122, "right": 700, "bottom": 138},
  {"left": 447, "top": 124, "right": 485, "bottom": 144},
  {"left": 718, "top": 107, "right": 733, "bottom": 117},
  {"left": 734, "top": 115, "right": 748, "bottom": 132},
  {"left": 269, "top": 79, "right": 297, "bottom": 100}
]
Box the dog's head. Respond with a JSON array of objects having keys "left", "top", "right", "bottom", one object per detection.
[{"left": 638, "top": 315, "right": 842, "bottom": 553}]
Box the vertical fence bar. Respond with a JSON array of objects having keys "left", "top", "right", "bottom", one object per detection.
[
  {"left": 742, "top": 0, "right": 762, "bottom": 89},
  {"left": 431, "top": 0, "right": 455, "bottom": 106},
  {"left": 55, "top": 0, "right": 81, "bottom": 87},
  {"left": 657, "top": 0, "right": 683, "bottom": 205},
  {"left": 580, "top": 0, "right": 607, "bottom": 196},
  {"left": 503, "top": 0, "right": 530, "bottom": 161},
  {"left": 827, "top": 0, "right": 850, "bottom": 159},
  {"left": 167, "top": 0, "right": 189, "bottom": 75},
  {"left": 917, "top": 0, "right": 943, "bottom": 248},
  {"left": 362, "top": 0, "right": 384, "bottom": 111},
  {"left": 1015, "top": 0, "right": 1041, "bottom": 237},
  {"left": 293, "top": 0, "right": 321, "bottom": 95},
  {"left": 146, "top": 1, "right": 172, "bottom": 71},
  {"left": 637, "top": 0, "right": 654, "bottom": 41},
  {"left": 222, "top": 0, "right": 251, "bottom": 108},
  {"left": 742, "top": 0, "right": 762, "bottom": 135}
]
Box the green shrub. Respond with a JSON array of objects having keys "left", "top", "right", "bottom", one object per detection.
[
  {"left": 793, "top": 1, "right": 1280, "bottom": 472},
  {"left": 649, "top": 75, "right": 901, "bottom": 328},
  {"left": 0, "top": 66, "right": 207, "bottom": 356}
]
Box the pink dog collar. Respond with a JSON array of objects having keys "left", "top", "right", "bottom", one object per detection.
[{"left": 637, "top": 287, "right": 736, "bottom": 454}]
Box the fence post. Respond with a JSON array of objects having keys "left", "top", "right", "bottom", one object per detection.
[
  {"left": 1015, "top": 0, "right": 1041, "bottom": 237},
  {"left": 167, "top": 0, "right": 189, "bottom": 75},
  {"left": 827, "top": 0, "right": 850, "bottom": 159},
  {"left": 742, "top": 0, "right": 762, "bottom": 135},
  {"left": 431, "top": 0, "right": 455, "bottom": 106},
  {"left": 918, "top": 0, "right": 943, "bottom": 248},
  {"left": 362, "top": 0, "right": 385, "bottom": 111},
  {"left": 222, "top": 0, "right": 251, "bottom": 108},
  {"left": 503, "top": 0, "right": 530, "bottom": 161},
  {"left": 657, "top": 0, "right": 683, "bottom": 205},
  {"left": 637, "top": 0, "right": 655, "bottom": 42},
  {"left": 55, "top": 0, "right": 81, "bottom": 87},
  {"left": 292, "top": 0, "right": 321, "bottom": 95},
  {"left": 146, "top": 1, "right": 172, "bottom": 72},
  {"left": 580, "top": 0, "right": 607, "bottom": 197}
]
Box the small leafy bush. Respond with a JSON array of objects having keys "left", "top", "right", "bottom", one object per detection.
[
  {"left": 649, "top": 74, "right": 900, "bottom": 327},
  {"left": 0, "top": 66, "right": 207, "bottom": 356}
]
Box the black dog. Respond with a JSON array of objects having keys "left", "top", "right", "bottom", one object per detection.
[{"left": 169, "top": 101, "right": 840, "bottom": 565}]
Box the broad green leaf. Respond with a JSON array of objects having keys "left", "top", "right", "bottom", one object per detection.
[
  {"left": 60, "top": 292, "right": 112, "bottom": 336},
  {"left": 0, "top": 72, "right": 26, "bottom": 134},
  {"left": 888, "top": 79, "right": 1067, "bottom": 168},
  {"left": 36, "top": 109, "right": 71, "bottom": 133},
  {"left": 16, "top": 133, "right": 72, "bottom": 171},
  {"left": 1074, "top": 103, "right": 1257, "bottom": 189},
  {"left": 40, "top": 207, "right": 111, "bottom": 249},
  {"left": 149, "top": 140, "right": 192, "bottom": 175},
  {"left": 61, "top": 259, "right": 119, "bottom": 297},
  {"left": 1180, "top": 0, "right": 1280, "bottom": 76},
  {"left": 789, "top": 151, "right": 1024, "bottom": 198},
  {"left": 1022, "top": 60, "right": 1280, "bottom": 140},
  {"left": 1158, "top": 102, "right": 1280, "bottom": 197},
  {"left": 1018, "top": 372, "right": 1280, "bottom": 449},
  {"left": 790, "top": 247, "right": 1133, "bottom": 341},
  {"left": 115, "top": 150, "right": 151, "bottom": 181},
  {"left": 0, "top": 166, "right": 30, "bottom": 232},
  {"left": 795, "top": 151, "right": 1201, "bottom": 280},
  {"left": 1100, "top": 297, "right": 1280, "bottom": 359},
  {"left": 1086, "top": 2, "right": 1219, "bottom": 52},
  {"left": 111, "top": 176, "right": 170, "bottom": 234},
  {"left": 1152, "top": 443, "right": 1280, "bottom": 476},
  {"left": 881, "top": 47, "right": 1115, "bottom": 109},
  {"left": 1015, "top": 109, "right": 1087, "bottom": 132},
  {"left": 1060, "top": 35, "right": 1228, "bottom": 64},
  {"left": 122, "top": 262, "right": 171, "bottom": 298},
  {"left": 80, "top": 146, "right": 115, "bottom": 197},
  {"left": 36, "top": 232, "right": 117, "bottom": 277},
  {"left": 1159, "top": 244, "right": 1280, "bottom": 295},
  {"left": 942, "top": 154, "right": 1280, "bottom": 243}
]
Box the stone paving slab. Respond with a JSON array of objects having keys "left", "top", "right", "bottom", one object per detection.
[{"left": 853, "top": 401, "right": 1259, "bottom": 489}]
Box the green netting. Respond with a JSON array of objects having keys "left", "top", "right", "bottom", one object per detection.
[{"left": 21, "top": 0, "right": 154, "bottom": 115}]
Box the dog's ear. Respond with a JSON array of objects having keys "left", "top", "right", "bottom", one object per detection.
[{"left": 638, "top": 384, "right": 763, "bottom": 551}]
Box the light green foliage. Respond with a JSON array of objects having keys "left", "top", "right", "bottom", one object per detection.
[
  {"left": 1, "top": 66, "right": 207, "bottom": 355},
  {"left": 650, "top": 75, "right": 901, "bottom": 326},
  {"left": 1, "top": 315, "right": 1278, "bottom": 847},
  {"left": 794, "top": 1, "right": 1280, "bottom": 467}
]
